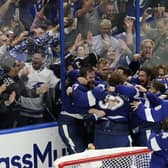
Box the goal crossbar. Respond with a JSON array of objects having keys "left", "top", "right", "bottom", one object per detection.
[{"left": 54, "top": 147, "right": 152, "bottom": 168}]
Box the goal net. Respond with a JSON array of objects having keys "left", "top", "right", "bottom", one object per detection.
[{"left": 53, "top": 147, "right": 152, "bottom": 168}]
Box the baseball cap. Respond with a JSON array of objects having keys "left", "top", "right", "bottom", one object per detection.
[
  {"left": 0, "top": 56, "right": 16, "bottom": 72},
  {"left": 99, "top": 19, "right": 112, "bottom": 28}
]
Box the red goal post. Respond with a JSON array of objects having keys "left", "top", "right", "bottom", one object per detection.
[{"left": 53, "top": 147, "right": 152, "bottom": 168}]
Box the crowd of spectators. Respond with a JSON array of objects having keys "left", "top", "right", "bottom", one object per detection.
[{"left": 0, "top": 0, "right": 168, "bottom": 166}]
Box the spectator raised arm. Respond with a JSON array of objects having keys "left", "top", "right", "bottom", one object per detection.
[
  {"left": 0, "top": 0, "right": 14, "bottom": 20},
  {"left": 76, "top": 0, "right": 94, "bottom": 17}
]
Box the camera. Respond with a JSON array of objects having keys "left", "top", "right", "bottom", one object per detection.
[{"left": 28, "top": 31, "right": 35, "bottom": 37}]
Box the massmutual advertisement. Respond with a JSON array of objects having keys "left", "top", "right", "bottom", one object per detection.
[{"left": 0, "top": 122, "right": 67, "bottom": 168}]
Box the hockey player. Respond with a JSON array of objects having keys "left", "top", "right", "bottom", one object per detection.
[
  {"left": 58, "top": 66, "right": 101, "bottom": 154},
  {"left": 72, "top": 71, "right": 140, "bottom": 149},
  {"left": 130, "top": 80, "right": 166, "bottom": 146},
  {"left": 131, "top": 80, "right": 168, "bottom": 123},
  {"left": 147, "top": 117, "right": 168, "bottom": 168},
  {"left": 131, "top": 96, "right": 168, "bottom": 122}
]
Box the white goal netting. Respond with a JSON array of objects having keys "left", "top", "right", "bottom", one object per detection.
[{"left": 53, "top": 147, "right": 152, "bottom": 168}]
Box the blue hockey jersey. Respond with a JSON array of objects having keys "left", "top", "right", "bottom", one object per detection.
[
  {"left": 134, "top": 98, "right": 168, "bottom": 123},
  {"left": 147, "top": 131, "right": 168, "bottom": 168},
  {"left": 148, "top": 131, "right": 168, "bottom": 151},
  {"left": 72, "top": 84, "right": 139, "bottom": 122}
]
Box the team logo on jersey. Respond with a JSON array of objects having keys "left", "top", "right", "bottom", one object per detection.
[
  {"left": 133, "top": 0, "right": 146, "bottom": 8},
  {"left": 99, "top": 95, "right": 124, "bottom": 110},
  {"left": 3, "top": 77, "right": 15, "bottom": 87},
  {"left": 32, "top": 82, "right": 44, "bottom": 89}
]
